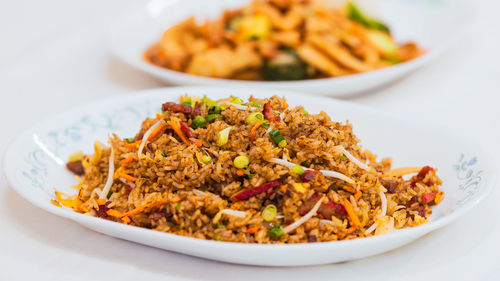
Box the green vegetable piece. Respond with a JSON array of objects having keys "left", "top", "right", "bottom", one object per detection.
[
  {"left": 161, "top": 151, "right": 167, "bottom": 157},
  {"left": 269, "top": 129, "right": 285, "bottom": 145},
  {"left": 217, "top": 224, "right": 226, "bottom": 229},
  {"left": 278, "top": 139, "right": 287, "bottom": 148},
  {"left": 383, "top": 57, "right": 401, "bottom": 65},
  {"left": 268, "top": 225, "right": 284, "bottom": 239},
  {"left": 246, "top": 112, "right": 265, "bottom": 125},
  {"left": 365, "top": 29, "right": 398, "bottom": 57},
  {"left": 340, "top": 155, "right": 347, "bottom": 161},
  {"left": 347, "top": 2, "right": 390, "bottom": 33},
  {"left": 201, "top": 95, "right": 217, "bottom": 107},
  {"left": 217, "top": 127, "right": 232, "bottom": 147},
  {"left": 261, "top": 123, "right": 270, "bottom": 129},
  {"left": 209, "top": 105, "right": 223, "bottom": 114},
  {"left": 175, "top": 204, "right": 180, "bottom": 210},
  {"left": 126, "top": 138, "right": 135, "bottom": 144},
  {"left": 291, "top": 165, "right": 305, "bottom": 175},
  {"left": 234, "top": 155, "right": 250, "bottom": 169},
  {"left": 246, "top": 173, "right": 256, "bottom": 179},
  {"left": 202, "top": 155, "right": 212, "bottom": 164},
  {"left": 181, "top": 97, "right": 192, "bottom": 106},
  {"left": 206, "top": 114, "right": 224, "bottom": 123},
  {"left": 262, "top": 50, "right": 308, "bottom": 81},
  {"left": 246, "top": 101, "right": 262, "bottom": 108},
  {"left": 106, "top": 191, "right": 112, "bottom": 199},
  {"left": 262, "top": 205, "right": 277, "bottom": 222},
  {"left": 192, "top": 116, "right": 207, "bottom": 129},
  {"left": 297, "top": 108, "right": 309, "bottom": 115},
  {"left": 230, "top": 95, "right": 244, "bottom": 105}
]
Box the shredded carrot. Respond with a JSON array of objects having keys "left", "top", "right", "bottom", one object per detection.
[
  {"left": 249, "top": 120, "right": 265, "bottom": 140},
  {"left": 96, "top": 199, "right": 106, "bottom": 205},
  {"left": 123, "top": 140, "right": 142, "bottom": 149},
  {"left": 343, "top": 198, "right": 361, "bottom": 228},
  {"left": 106, "top": 198, "right": 170, "bottom": 219},
  {"left": 122, "top": 216, "right": 131, "bottom": 224},
  {"left": 386, "top": 167, "right": 421, "bottom": 177},
  {"left": 194, "top": 140, "right": 203, "bottom": 147},
  {"left": 119, "top": 154, "right": 134, "bottom": 165},
  {"left": 354, "top": 191, "right": 362, "bottom": 201},
  {"left": 113, "top": 166, "right": 124, "bottom": 179},
  {"left": 106, "top": 209, "right": 122, "bottom": 217},
  {"left": 282, "top": 100, "right": 289, "bottom": 110},
  {"left": 247, "top": 225, "right": 260, "bottom": 234},
  {"left": 147, "top": 122, "right": 167, "bottom": 141},
  {"left": 122, "top": 199, "right": 170, "bottom": 217},
  {"left": 120, "top": 173, "right": 139, "bottom": 182},
  {"left": 346, "top": 226, "right": 357, "bottom": 234},
  {"left": 169, "top": 117, "right": 191, "bottom": 145},
  {"left": 342, "top": 185, "right": 357, "bottom": 193},
  {"left": 54, "top": 191, "right": 82, "bottom": 210},
  {"left": 156, "top": 112, "right": 163, "bottom": 120},
  {"left": 236, "top": 170, "right": 244, "bottom": 177}
]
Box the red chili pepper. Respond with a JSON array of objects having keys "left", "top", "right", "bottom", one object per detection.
[
  {"left": 422, "top": 192, "right": 436, "bottom": 203},
  {"left": 180, "top": 122, "right": 192, "bottom": 138},
  {"left": 301, "top": 170, "right": 316, "bottom": 182},
  {"left": 416, "top": 166, "right": 433, "bottom": 181},
  {"left": 299, "top": 193, "right": 347, "bottom": 219},
  {"left": 230, "top": 181, "right": 280, "bottom": 201}
]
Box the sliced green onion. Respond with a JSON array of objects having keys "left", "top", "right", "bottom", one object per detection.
[
  {"left": 269, "top": 129, "right": 285, "bottom": 145},
  {"left": 181, "top": 97, "right": 192, "bottom": 106},
  {"left": 106, "top": 191, "right": 112, "bottom": 199},
  {"left": 278, "top": 139, "right": 287, "bottom": 148},
  {"left": 217, "top": 127, "right": 232, "bottom": 147},
  {"left": 246, "top": 173, "right": 256, "bottom": 179},
  {"left": 201, "top": 95, "right": 217, "bottom": 107},
  {"left": 209, "top": 105, "right": 224, "bottom": 114},
  {"left": 291, "top": 165, "right": 305, "bottom": 175},
  {"left": 261, "top": 123, "right": 270, "bottom": 129},
  {"left": 175, "top": 203, "right": 180, "bottom": 210},
  {"left": 217, "top": 224, "right": 226, "bottom": 229},
  {"left": 161, "top": 151, "right": 167, "bottom": 157},
  {"left": 262, "top": 205, "right": 277, "bottom": 222},
  {"left": 126, "top": 138, "right": 135, "bottom": 144},
  {"left": 246, "top": 101, "right": 262, "bottom": 108},
  {"left": 268, "top": 225, "right": 284, "bottom": 239},
  {"left": 202, "top": 155, "right": 212, "bottom": 164},
  {"left": 340, "top": 155, "right": 347, "bottom": 161},
  {"left": 206, "top": 114, "right": 224, "bottom": 123},
  {"left": 297, "top": 108, "right": 309, "bottom": 115},
  {"left": 233, "top": 155, "right": 250, "bottom": 169},
  {"left": 230, "top": 95, "right": 244, "bottom": 105},
  {"left": 192, "top": 116, "right": 207, "bottom": 129},
  {"left": 246, "top": 112, "right": 264, "bottom": 125}
]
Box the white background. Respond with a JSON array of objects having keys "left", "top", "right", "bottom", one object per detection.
[{"left": 0, "top": 0, "right": 499, "bottom": 280}]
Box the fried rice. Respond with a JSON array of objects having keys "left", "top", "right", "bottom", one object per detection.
[{"left": 55, "top": 95, "right": 443, "bottom": 243}]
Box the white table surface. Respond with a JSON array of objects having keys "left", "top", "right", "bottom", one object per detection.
[{"left": 1, "top": 0, "right": 499, "bottom": 280}]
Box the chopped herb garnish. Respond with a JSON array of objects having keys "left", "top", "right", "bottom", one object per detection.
[
  {"left": 246, "top": 173, "right": 256, "bottom": 179},
  {"left": 161, "top": 151, "right": 167, "bottom": 157},
  {"left": 126, "top": 138, "right": 135, "bottom": 144},
  {"left": 217, "top": 224, "right": 226, "bottom": 229},
  {"left": 106, "top": 191, "right": 112, "bottom": 199},
  {"left": 261, "top": 123, "right": 270, "bottom": 129},
  {"left": 269, "top": 129, "right": 285, "bottom": 145}
]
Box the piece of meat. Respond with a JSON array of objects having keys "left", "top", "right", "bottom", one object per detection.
[
  {"left": 263, "top": 102, "right": 280, "bottom": 121},
  {"left": 161, "top": 102, "right": 192, "bottom": 114},
  {"left": 66, "top": 161, "right": 84, "bottom": 175},
  {"left": 301, "top": 170, "right": 316, "bottom": 182},
  {"left": 299, "top": 193, "right": 347, "bottom": 220},
  {"left": 379, "top": 178, "right": 399, "bottom": 194}
]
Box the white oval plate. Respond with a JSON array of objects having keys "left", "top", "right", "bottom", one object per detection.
[
  {"left": 4, "top": 86, "right": 496, "bottom": 266},
  {"left": 109, "top": 0, "right": 468, "bottom": 97}
]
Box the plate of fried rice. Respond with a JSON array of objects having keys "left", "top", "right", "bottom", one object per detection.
[
  {"left": 109, "top": 0, "right": 467, "bottom": 96},
  {"left": 4, "top": 86, "right": 495, "bottom": 266}
]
